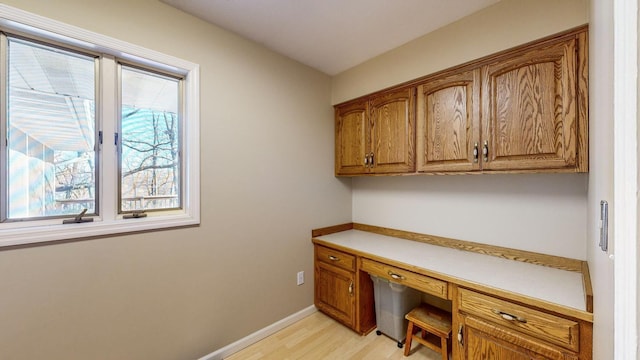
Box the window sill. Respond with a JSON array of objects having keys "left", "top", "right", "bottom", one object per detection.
[{"left": 0, "top": 214, "right": 199, "bottom": 247}]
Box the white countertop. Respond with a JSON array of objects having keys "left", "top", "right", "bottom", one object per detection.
[{"left": 314, "top": 229, "right": 586, "bottom": 313}]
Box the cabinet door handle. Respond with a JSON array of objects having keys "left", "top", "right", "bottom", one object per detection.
[
  {"left": 387, "top": 271, "right": 405, "bottom": 281},
  {"left": 482, "top": 140, "right": 489, "bottom": 162},
  {"left": 348, "top": 281, "right": 354, "bottom": 295},
  {"left": 370, "top": 152, "right": 375, "bottom": 167},
  {"left": 473, "top": 143, "right": 479, "bottom": 163},
  {"left": 457, "top": 325, "right": 464, "bottom": 346},
  {"left": 492, "top": 309, "right": 527, "bottom": 323},
  {"left": 364, "top": 155, "right": 369, "bottom": 167},
  {"left": 328, "top": 255, "right": 340, "bottom": 262}
]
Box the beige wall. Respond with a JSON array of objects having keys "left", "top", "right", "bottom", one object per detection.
[
  {"left": 332, "top": 0, "right": 589, "bottom": 104},
  {"left": 336, "top": 0, "right": 590, "bottom": 260},
  {"left": 352, "top": 174, "right": 588, "bottom": 258},
  {"left": 331, "top": 0, "right": 590, "bottom": 104},
  {"left": 0, "top": 1, "right": 351, "bottom": 359}
]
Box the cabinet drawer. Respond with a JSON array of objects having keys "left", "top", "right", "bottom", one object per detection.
[
  {"left": 316, "top": 246, "right": 356, "bottom": 272},
  {"left": 458, "top": 288, "right": 579, "bottom": 352},
  {"left": 361, "top": 258, "right": 447, "bottom": 299}
]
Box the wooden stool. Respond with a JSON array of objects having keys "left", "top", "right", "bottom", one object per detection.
[{"left": 404, "top": 304, "right": 452, "bottom": 359}]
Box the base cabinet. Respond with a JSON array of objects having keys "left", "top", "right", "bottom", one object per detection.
[
  {"left": 456, "top": 288, "right": 589, "bottom": 360},
  {"left": 313, "top": 227, "right": 593, "bottom": 359},
  {"left": 461, "top": 316, "right": 578, "bottom": 360},
  {"left": 314, "top": 245, "right": 376, "bottom": 334},
  {"left": 315, "top": 261, "right": 356, "bottom": 328}
]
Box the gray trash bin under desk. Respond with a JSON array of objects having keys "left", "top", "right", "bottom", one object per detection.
[{"left": 370, "top": 274, "right": 422, "bottom": 348}]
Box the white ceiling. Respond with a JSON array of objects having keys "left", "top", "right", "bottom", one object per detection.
[{"left": 162, "top": 0, "right": 500, "bottom": 75}]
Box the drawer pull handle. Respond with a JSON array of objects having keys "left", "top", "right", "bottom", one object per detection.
[
  {"left": 387, "top": 271, "right": 405, "bottom": 280},
  {"left": 492, "top": 309, "right": 527, "bottom": 323},
  {"left": 328, "top": 255, "right": 340, "bottom": 261}
]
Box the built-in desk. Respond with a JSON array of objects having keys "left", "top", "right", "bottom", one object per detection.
[{"left": 312, "top": 223, "right": 593, "bottom": 360}]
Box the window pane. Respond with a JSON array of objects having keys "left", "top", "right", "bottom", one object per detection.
[
  {"left": 6, "top": 37, "right": 96, "bottom": 220},
  {"left": 120, "top": 66, "right": 181, "bottom": 212}
]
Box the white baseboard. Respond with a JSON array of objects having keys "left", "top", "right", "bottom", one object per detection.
[{"left": 198, "top": 305, "right": 318, "bottom": 360}]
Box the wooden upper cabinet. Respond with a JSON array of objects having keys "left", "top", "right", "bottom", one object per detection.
[
  {"left": 335, "top": 26, "right": 588, "bottom": 176},
  {"left": 481, "top": 32, "right": 588, "bottom": 172},
  {"left": 335, "top": 100, "right": 368, "bottom": 175},
  {"left": 335, "top": 88, "right": 415, "bottom": 175},
  {"left": 416, "top": 69, "right": 481, "bottom": 172},
  {"left": 368, "top": 88, "right": 416, "bottom": 174}
]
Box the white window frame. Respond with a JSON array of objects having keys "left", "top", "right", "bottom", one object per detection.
[
  {"left": 117, "top": 62, "right": 185, "bottom": 215},
  {"left": 0, "top": 4, "right": 200, "bottom": 247}
]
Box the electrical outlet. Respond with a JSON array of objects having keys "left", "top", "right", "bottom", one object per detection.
[{"left": 297, "top": 271, "right": 304, "bottom": 285}]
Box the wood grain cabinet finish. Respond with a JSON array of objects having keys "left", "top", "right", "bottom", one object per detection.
[
  {"left": 314, "top": 245, "right": 376, "bottom": 334},
  {"left": 458, "top": 288, "right": 579, "bottom": 352},
  {"left": 461, "top": 316, "right": 579, "bottom": 360},
  {"left": 335, "top": 100, "right": 368, "bottom": 175},
  {"left": 360, "top": 258, "right": 448, "bottom": 299},
  {"left": 335, "top": 88, "right": 415, "bottom": 175},
  {"left": 456, "top": 288, "right": 589, "bottom": 360},
  {"left": 416, "top": 29, "right": 588, "bottom": 174},
  {"left": 336, "top": 26, "right": 588, "bottom": 176},
  {"left": 316, "top": 245, "right": 356, "bottom": 272},
  {"left": 416, "top": 69, "right": 481, "bottom": 172},
  {"left": 315, "top": 260, "right": 356, "bottom": 328},
  {"left": 481, "top": 32, "right": 588, "bottom": 172},
  {"left": 312, "top": 225, "right": 593, "bottom": 359}
]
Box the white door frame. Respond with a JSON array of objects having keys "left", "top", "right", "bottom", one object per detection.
[{"left": 613, "top": 0, "right": 638, "bottom": 358}]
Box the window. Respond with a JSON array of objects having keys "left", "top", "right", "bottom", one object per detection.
[
  {"left": 119, "top": 65, "right": 182, "bottom": 213},
  {"left": 4, "top": 36, "right": 98, "bottom": 221},
  {"left": 0, "top": 5, "right": 200, "bottom": 247}
]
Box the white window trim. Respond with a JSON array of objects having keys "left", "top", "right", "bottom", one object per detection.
[{"left": 0, "top": 4, "right": 200, "bottom": 247}]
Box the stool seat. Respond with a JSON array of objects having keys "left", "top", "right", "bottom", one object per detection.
[{"left": 404, "top": 304, "right": 452, "bottom": 359}]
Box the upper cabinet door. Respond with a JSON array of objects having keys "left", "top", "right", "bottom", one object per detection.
[
  {"left": 333, "top": 27, "right": 587, "bottom": 176},
  {"left": 335, "top": 100, "right": 368, "bottom": 175},
  {"left": 416, "top": 69, "right": 481, "bottom": 173},
  {"left": 481, "top": 36, "right": 586, "bottom": 171},
  {"left": 369, "top": 88, "right": 416, "bottom": 174}
]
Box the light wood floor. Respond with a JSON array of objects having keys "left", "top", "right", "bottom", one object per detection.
[{"left": 226, "top": 311, "right": 445, "bottom": 360}]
